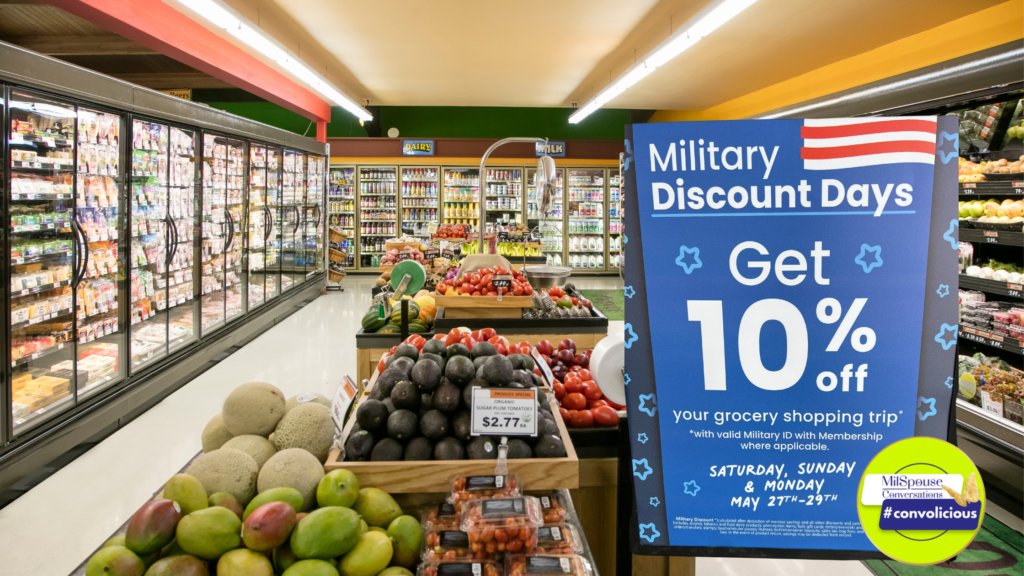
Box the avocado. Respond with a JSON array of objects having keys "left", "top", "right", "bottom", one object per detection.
[
  {"left": 419, "top": 410, "right": 450, "bottom": 441},
  {"left": 467, "top": 436, "right": 498, "bottom": 460},
  {"left": 345, "top": 430, "right": 375, "bottom": 461},
  {"left": 446, "top": 343, "right": 470, "bottom": 358},
  {"left": 537, "top": 417, "right": 560, "bottom": 439},
  {"left": 391, "top": 381, "right": 421, "bottom": 411},
  {"left": 471, "top": 342, "right": 496, "bottom": 359},
  {"left": 377, "top": 367, "right": 406, "bottom": 398},
  {"left": 452, "top": 411, "right": 472, "bottom": 441},
  {"left": 563, "top": 282, "right": 577, "bottom": 294},
  {"left": 394, "top": 343, "right": 419, "bottom": 362},
  {"left": 387, "top": 410, "right": 419, "bottom": 441},
  {"left": 508, "top": 382, "right": 524, "bottom": 389},
  {"left": 507, "top": 439, "right": 533, "bottom": 459},
  {"left": 410, "top": 360, "right": 442, "bottom": 392},
  {"left": 433, "top": 437, "right": 465, "bottom": 460},
  {"left": 533, "top": 435, "right": 567, "bottom": 458},
  {"left": 433, "top": 380, "right": 462, "bottom": 413},
  {"left": 462, "top": 384, "right": 474, "bottom": 409},
  {"left": 404, "top": 437, "right": 433, "bottom": 461},
  {"left": 368, "top": 386, "right": 384, "bottom": 401},
  {"left": 417, "top": 352, "right": 446, "bottom": 375},
  {"left": 536, "top": 388, "right": 549, "bottom": 406},
  {"left": 371, "top": 438, "right": 404, "bottom": 461},
  {"left": 391, "top": 356, "right": 415, "bottom": 377},
  {"left": 422, "top": 339, "right": 447, "bottom": 358},
  {"left": 476, "top": 365, "right": 486, "bottom": 380},
  {"left": 382, "top": 397, "right": 397, "bottom": 414},
  {"left": 507, "top": 354, "right": 527, "bottom": 370},
  {"left": 513, "top": 369, "right": 533, "bottom": 388},
  {"left": 444, "top": 356, "right": 475, "bottom": 386},
  {"left": 482, "top": 355, "right": 514, "bottom": 387},
  {"left": 419, "top": 393, "right": 434, "bottom": 417},
  {"left": 356, "top": 399, "right": 388, "bottom": 432},
  {"left": 473, "top": 356, "right": 488, "bottom": 370},
  {"left": 531, "top": 373, "right": 545, "bottom": 387}
]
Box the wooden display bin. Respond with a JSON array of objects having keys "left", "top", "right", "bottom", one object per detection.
[
  {"left": 433, "top": 294, "right": 533, "bottom": 319},
  {"left": 385, "top": 240, "right": 423, "bottom": 252},
  {"left": 326, "top": 357, "right": 579, "bottom": 493}
]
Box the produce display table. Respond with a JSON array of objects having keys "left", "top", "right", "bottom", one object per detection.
[
  {"left": 356, "top": 330, "right": 435, "bottom": 384},
  {"left": 434, "top": 305, "right": 609, "bottom": 350}
]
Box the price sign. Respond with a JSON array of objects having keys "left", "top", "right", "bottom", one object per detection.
[
  {"left": 530, "top": 347, "right": 554, "bottom": 387},
  {"left": 623, "top": 117, "right": 959, "bottom": 553},
  {"left": 441, "top": 249, "right": 456, "bottom": 260},
  {"left": 530, "top": 230, "right": 543, "bottom": 241},
  {"left": 492, "top": 274, "right": 512, "bottom": 289},
  {"left": 423, "top": 248, "right": 440, "bottom": 260},
  {"left": 395, "top": 252, "right": 411, "bottom": 261},
  {"left": 331, "top": 376, "right": 361, "bottom": 432},
  {"left": 498, "top": 231, "right": 509, "bottom": 241},
  {"left": 470, "top": 388, "right": 537, "bottom": 436}
]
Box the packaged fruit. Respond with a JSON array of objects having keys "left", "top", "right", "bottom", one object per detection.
[
  {"left": 461, "top": 497, "right": 543, "bottom": 554},
  {"left": 507, "top": 555, "right": 593, "bottom": 576},
  {"left": 449, "top": 474, "right": 521, "bottom": 506},
  {"left": 534, "top": 524, "right": 583, "bottom": 556},
  {"left": 532, "top": 491, "right": 571, "bottom": 524},
  {"left": 419, "top": 560, "right": 502, "bottom": 576},
  {"left": 423, "top": 502, "right": 463, "bottom": 532},
  {"left": 424, "top": 529, "right": 497, "bottom": 562}
]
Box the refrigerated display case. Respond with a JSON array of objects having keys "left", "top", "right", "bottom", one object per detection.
[
  {"left": 483, "top": 168, "right": 521, "bottom": 235},
  {"left": 358, "top": 166, "right": 396, "bottom": 268},
  {"left": 442, "top": 168, "right": 479, "bottom": 229},
  {"left": 526, "top": 166, "right": 563, "bottom": 267},
  {"left": 400, "top": 166, "right": 438, "bottom": 241},
  {"left": 264, "top": 147, "right": 283, "bottom": 299},
  {"left": 247, "top": 143, "right": 270, "bottom": 309},
  {"left": 566, "top": 169, "right": 605, "bottom": 272},
  {"left": 328, "top": 166, "right": 355, "bottom": 268},
  {"left": 305, "top": 156, "right": 325, "bottom": 277},
  {"left": 608, "top": 168, "right": 622, "bottom": 271},
  {"left": 280, "top": 150, "right": 307, "bottom": 288},
  {"left": 200, "top": 134, "right": 245, "bottom": 334}
]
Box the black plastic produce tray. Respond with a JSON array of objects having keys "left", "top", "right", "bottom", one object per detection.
[{"left": 434, "top": 305, "right": 609, "bottom": 333}]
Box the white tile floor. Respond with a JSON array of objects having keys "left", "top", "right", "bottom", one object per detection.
[{"left": 0, "top": 273, "right": 937, "bottom": 576}]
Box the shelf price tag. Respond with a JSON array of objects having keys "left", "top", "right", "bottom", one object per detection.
[
  {"left": 530, "top": 347, "right": 555, "bottom": 387},
  {"left": 470, "top": 387, "right": 537, "bottom": 437},
  {"left": 330, "top": 376, "right": 360, "bottom": 434},
  {"left": 395, "top": 252, "right": 411, "bottom": 262},
  {"left": 423, "top": 248, "right": 440, "bottom": 260},
  {"left": 441, "top": 249, "right": 456, "bottom": 260}
]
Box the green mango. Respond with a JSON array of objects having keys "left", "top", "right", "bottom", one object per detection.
[
  {"left": 282, "top": 559, "right": 340, "bottom": 576},
  {"left": 352, "top": 488, "right": 402, "bottom": 528},
  {"left": 174, "top": 506, "right": 241, "bottom": 560},
  {"left": 316, "top": 469, "right": 360, "bottom": 508},
  {"left": 244, "top": 487, "right": 304, "bottom": 520},
  {"left": 85, "top": 546, "right": 144, "bottom": 576},
  {"left": 338, "top": 531, "right": 392, "bottom": 576},
  {"left": 386, "top": 516, "right": 422, "bottom": 568},
  {"left": 290, "top": 507, "right": 361, "bottom": 559}
]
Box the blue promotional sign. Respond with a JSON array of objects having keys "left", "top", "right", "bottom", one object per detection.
[
  {"left": 623, "top": 117, "right": 958, "bottom": 555},
  {"left": 403, "top": 140, "right": 434, "bottom": 155},
  {"left": 536, "top": 141, "right": 565, "bottom": 157}
]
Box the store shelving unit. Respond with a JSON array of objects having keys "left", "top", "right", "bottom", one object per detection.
[
  {"left": 200, "top": 134, "right": 246, "bottom": 335},
  {"left": 442, "top": 167, "right": 480, "bottom": 229},
  {"left": 327, "top": 166, "right": 355, "bottom": 269},
  {"left": 483, "top": 168, "right": 522, "bottom": 235},
  {"left": 305, "top": 156, "right": 325, "bottom": 278},
  {"left": 526, "top": 166, "right": 564, "bottom": 266},
  {"left": 566, "top": 168, "right": 606, "bottom": 272},
  {"left": 608, "top": 168, "right": 622, "bottom": 272},
  {"left": 358, "top": 166, "right": 397, "bottom": 268},
  {"left": 400, "top": 166, "right": 438, "bottom": 242}
]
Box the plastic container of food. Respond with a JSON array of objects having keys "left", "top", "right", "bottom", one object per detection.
[
  {"left": 418, "top": 560, "right": 502, "bottom": 576},
  {"left": 531, "top": 491, "right": 570, "bottom": 524},
  {"left": 449, "top": 474, "right": 521, "bottom": 507},
  {"left": 424, "top": 530, "right": 499, "bottom": 562},
  {"left": 461, "top": 496, "right": 542, "bottom": 554},
  {"left": 507, "top": 555, "right": 593, "bottom": 576},
  {"left": 534, "top": 524, "right": 583, "bottom": 556},
  {"left": 423, "top": 502, "right": 463, "bottom": 532}
]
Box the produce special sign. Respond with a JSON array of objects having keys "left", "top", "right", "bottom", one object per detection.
[{"left": 622, "top": 117, "right": 959, "bottom": 556}]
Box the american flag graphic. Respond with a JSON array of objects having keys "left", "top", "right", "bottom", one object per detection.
[{"left": 801, "top": 117, "right": 937, "bottom": 170}]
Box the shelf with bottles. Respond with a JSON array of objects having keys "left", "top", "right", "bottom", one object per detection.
[
  {"left": 607, "top": 235, "right": 623, "bottom": 253},
  {"left": 401, "top": 208, "right": 437, "bottom": 222},
  {"left": 360, "top": 195, "right": 397, "bottom": 208},
  {"left": 359, "top": 166, "right": 397, "bottom": 200},
  {"left": 567, "top": 252, "right": 605, "bottom": 271}
]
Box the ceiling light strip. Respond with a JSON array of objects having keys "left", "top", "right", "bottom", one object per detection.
[
  {"left": 175, "top": 0, "right": 372, "bottom": 121},
  {"left": 569, "top": 0, "right": 758, "bottom": 124}
]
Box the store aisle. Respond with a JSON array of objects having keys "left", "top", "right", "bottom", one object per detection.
[{"left": 0, "top": 273, "right": 868, "bottom": 576}]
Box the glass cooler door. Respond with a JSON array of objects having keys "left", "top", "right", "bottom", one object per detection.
[
  {"left": 566, "top": 169, "right": 606, "bottom": 271},
  {"left": 128, "top": 118, "right": 169, "bottom": 372},
  {"left": 200, "top": 134, "right": 243, "bottom": 334},
  {"left": 400, "top": 166, "right": 438, "bottom": 242},
  {"left": 442, "top": 168, "right": 479, "bottom": 229},
  {"left": 483, "top": 167, "right": 522, "bottom": 235},
  {"left": 526, "top": 167, "right": 564, "bottom": 267},
  {"left": 265, "top": 146, "right": 282, "bottom": 300},
  {"left": 608, "top": 168, "right": 622, "bottom": 271},
  {"left": 74, "top": 107, "right": 125, "bottom": 398},
  {"left": 247, "top": 143, "right": 268, "bottom": 310},
  {"left": 305, "top": 154, "right": 324, "bottom": 277},
  {"left": 166, "top": 127, "right": 198, "bottom": 351},
  {"left": 358, "top": 166, "right": 397, "bottom": 268},
  {"left": 328, "top": 166, "right": 355, "bottom": 269},
  {"left": 281, "top": 150, "right": 306, "bottom": 289},
  {"left": 225, "top": 141, "right": 245, "bottom": 323},
  {"left": 8, "top": 90, "right": 78, "bottom": 432}
]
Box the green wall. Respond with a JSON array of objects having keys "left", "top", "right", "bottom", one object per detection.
[{"left": 198, "top": 97, "right": 629, "bottom": 141}]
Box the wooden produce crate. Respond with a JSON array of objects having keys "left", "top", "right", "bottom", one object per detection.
[
  {"left": 326, "top": 358, "right": 579, "bottom": 493},
  {"left": 433, "top": 306, "right": 608, "bottom": 351},
  {"left": 385, "top": 240, "right": 423, "bottom": 252},
  {"left": 433, "top": 294, "right": 533, "bottom": 319}
]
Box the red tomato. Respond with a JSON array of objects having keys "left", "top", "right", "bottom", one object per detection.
[
  {"left": 577, "top": 369, "right": 593, "bottom": 381},
  {"left": 593, "top": 406, "right": 620, "bottom": 426},
  {"left": 488, "top": 335, "right": 509, "bottom": 348},
  {"left": 436, "top": 283, "right": 448, "bottom": 294},
  {"left": 558, "top": 407, "right": 570, "bottom": 423},
  {"left": 569, "top": 365, "right": 582, "bottom": 373},
  {"left": 461, "top": 336, "right": 478, "bottom": 349},
  {"left": 517, "top": 341, "right": 531, "bottom": 352},
  {"left": 389, "top": 346, "right": 398, "bottom": 354},
  {"left": 588, "top": 399, "right": 608, "bottom": 409},
  {"left": 536, "top": 340, "right": 554, "bottom": 356},
  {"left": 445, "top": 329, "right": 463, "bottom": 346},
  {"left": 552, "top": 382, "right": 566, "bottom": 401},
  {"left": 432, "top": 334, "right": 447, "bottom": 341},
  {"left": 562, "top": 392, "right": 586, "bottom": 411},
  {"left": 404, "top": 334, "right": 426, "bottom": 350},
  {"left": 533, "top": 367, "right": 542, "bottom": 376},
  {"left": 479, "top": 328, "right": 497, "bottom": 341},
  {"left": 582, "top": 381, "right": 603, "bottom": 401},
  {"left": 494, "top": 343, "right": 508, "bottom": 356},
  {"left": 570, "top": 409, "right": 594, "bottom": 427},
  {"left": 470, "top": 274, "right": 480, "bottom": 284},
  {"left": 562, "top": 377, "right": 582, "bottom": 394},
  {"left": 470, "top": 330, "right": 483, "bottom": 342},
  {"left": 376, "top": 358, "right": 387, "bottom": 373},
  {"left": 605, "top": 399, "right": 626, "bottom": 410}
]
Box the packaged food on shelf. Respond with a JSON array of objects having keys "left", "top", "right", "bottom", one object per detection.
[
  {"left": 461, "top": 496, "right": 542, "bottom": 533},
  {"left": 445, "top": 474, "right": 523, "bottom": 507},
  {"left": 532, "top": 491, "right": 571, "bottom": 524},
  {"left": 507, "top": 555, "right": 593, "bottom": 576},
  {"left": 419, "top": 560, "right": 502, "bottom": 576},
  {"left": 423, "top": 502, "right": 463, "bottom": 532},
  {"left": 533, "top": 523, "right": 583, "bottom": 556},
  {"left": 423, "top": 529, "right": 492, "bottom": 562}
]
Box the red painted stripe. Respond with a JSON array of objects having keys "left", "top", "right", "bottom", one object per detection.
[
  {"left": 801, "top": 120, "right": 937, "bottom": 139},
  {"left": 800, "top": 140, "right": 935, "bottom": 159},
  {"left": 49, "top": 0, "right": 331, "bottom": 123}
]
